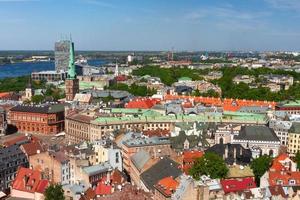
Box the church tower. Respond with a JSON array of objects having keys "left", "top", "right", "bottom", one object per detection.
[
  {"left": 65, "top": 41, "right": 79, "bottom": 101},
  {"left": 25, "top": 77, "right": 33, "bottom": 100}
]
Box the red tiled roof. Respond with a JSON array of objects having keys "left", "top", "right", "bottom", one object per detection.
[
  {"left": 35, "top": 180, "right": 49, "bottom": 193},
  {"left": 125, "top": 98, "right": 160, "bottom": 109},
  {"left": 143, "top": 129, "right": 170, "bottom": 137},
  {"left": 269, "top": 171, "right": 300, "bottom": 186},
  {"left": 182, "top": 150, "right": 203, "bottom": 174},
  {"left": 164, "top": 95, "right": 277, "bottom": 111},
  {"left": 4, "top": 135, "right": 39, "bottom": 147},
  {"left": 0, "top": 92, "right": 10, "bottom": 98},
  {"left": 270, "top": 154, "right": 292, "bottom": 172},
  {"left": 115, "top": 75, "right": 127, "bottom": 82},
  {"left": 95, "top": 181, "right": 112, "bottom": 196},
  {"left": 79, "top": 188, "right": 96, "bottom": 200},
  {"left": 268, "top": 185, "right": 288, "bottom": 197},
  {"left": 154, "top": 176, "right": 179, "bottom": 197},
  {"left": 12, "top": 167, "right": 48, "bottom": 194},
  {"left": 183, "top": 150, "right": 204, "bottom": 162},
  {"left": 221, "top": 177, "right": 256, "bottom": 194},
  {"left": 21, "top": 141, "right": 45, "bottom": 157},
  {"left": 111, "top": 170, "right": 125, "bottom": 185}
]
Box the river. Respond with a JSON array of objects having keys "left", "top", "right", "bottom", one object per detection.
[{"left": 0, "top": 60, "right": 106, "bottom": 79}]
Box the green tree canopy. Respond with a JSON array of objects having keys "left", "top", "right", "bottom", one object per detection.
[
  {"left": 250, "top": 155, "right": 273, "bottom": 186},
  {"left": 45, "top": 184, "right": 65, "bottom": 200},
  {"left": 31, "top": 95, "right": 45, "bottom": 104},
  {"left": 189, "top": 152, "right": 228, "bottom": 180}
]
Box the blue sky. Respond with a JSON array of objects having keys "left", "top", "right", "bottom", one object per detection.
[{"left": 0, "top": 0, "right": 300, "bottom": 51}]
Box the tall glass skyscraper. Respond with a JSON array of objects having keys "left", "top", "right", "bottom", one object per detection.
[{"left": 54, "top": 40, "right": 71, "bottom": 72}]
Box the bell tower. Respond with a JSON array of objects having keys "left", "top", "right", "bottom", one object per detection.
[{"left": 65, "top": 41, "right": 79, "bottom": 101}]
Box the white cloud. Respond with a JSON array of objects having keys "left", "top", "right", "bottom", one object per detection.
[
  {"left": 264, "top": 0, "right": 300, "bottom": 10},
  {"left": 0, "top": 0, "right": 39, "bottom": 2},
  {"left": 82, "top": 0, "right": 115, "bottom": 8}
]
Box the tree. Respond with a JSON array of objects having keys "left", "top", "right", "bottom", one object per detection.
[
  {"left": 45, "top": 184, "right": 65, "bottom": 200},
  {"left": 295, "top": 151, "right": 300, "bottom": 169},
  {"left": 189, "top": 152, "right": 228, "bottom": 180},
  {"left": 31, "top": 95, "right": 45, "bottom": 104},
  {"left": 250, "top": 155, "right": 273, "bottom": 186}
]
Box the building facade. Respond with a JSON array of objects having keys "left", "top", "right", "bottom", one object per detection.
[
  {"left": 65, "top": 41, "right": 79, "bottom": 101},
  {"left": 55, "top": 40, "right": 71, "bottom": 72},
  {"left": 10, "top": 104, "right": 65, "bottom": 135},
  {"left": 232, "top": 125, "right": 281, "bottom": 157},
  {"left": 0, "top": 108, "right": 7, "bottom": 135},
  {"left": 0, "top": 144, "right": 28, "bottom": 191}
]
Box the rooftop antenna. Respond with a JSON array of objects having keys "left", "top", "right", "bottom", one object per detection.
[{"left": 70, "top": 33, "right": 72, "bottom": 42}]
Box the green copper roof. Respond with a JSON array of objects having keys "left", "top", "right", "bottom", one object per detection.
[
  {"left": 178, "top": 77, "right": 192, "bottom": 81},
  {"left": 91, "top": 111, "right": 267, "bottom": 125},
  {"left": 67, "top": 42, "right": 76, "bottom": 80},
  {"left": 281, "top": 100, "right": 300, "bottom": 107}
]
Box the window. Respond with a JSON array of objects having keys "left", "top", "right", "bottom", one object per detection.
[
  {"left": 289, "top": 179, "right": 296, "bottom": 185},
  {"left": 116, "top": 152, "right": 119, "bottom": 163}
]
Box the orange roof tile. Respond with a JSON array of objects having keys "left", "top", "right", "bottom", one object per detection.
[
  {"left": 12, "top": 167, "right": 48, "bottom": 194},
  {"left": 269, "top": 171, "right": 300, "bottom": 186},
  {"left": 164, "top": 95, "right": 277, "bottom": 111},
  {"left": 154, "top": 176, "right": 179, "bottom": 197},
  {"left": 125, "top": 98, "right": 160, "bottom": 109}
]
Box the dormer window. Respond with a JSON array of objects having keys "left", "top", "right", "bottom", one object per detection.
[
  {"left": 289, "top": 179, "right": 296, "bottom": 185},
  {"left": 276, "top": 179, "right": 283, "bottom": 185}
]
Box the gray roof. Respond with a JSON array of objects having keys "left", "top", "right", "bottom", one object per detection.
[
  {"left": 123, "top": 136, "right": 170, "bottom": 148},
  {"left": 82, "top": 162, "right": 111, "bottom": 176},
  {"left": 140, "top": 157, "right": 182, "bottom": 190},
  {"left": 238, "top": 106, "right": 269, "bottom": 113},
  {"left": 269, "top": 120, "right": 292, "bottom": 130},
  {"left": 131, "top": 150, "right": 151, "bottom": 171},
  {"left": 166, "top": 104, "right": 183, "bottom": 115},
  {"left": 290, "top": 122, "right": 300, "bottom": 133},
  {"left": 234, "top": 125, "right": 279, "bottom": 142},
  {"left": 10, "top": 104, "right": 64, "bottom": 114},
  {"left": 83, "top": 90, "right": 131, "bottom": 99}
]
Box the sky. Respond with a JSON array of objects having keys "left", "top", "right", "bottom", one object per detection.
[{"left": 0, "top": 0, "right": 300, "bottom": 51}]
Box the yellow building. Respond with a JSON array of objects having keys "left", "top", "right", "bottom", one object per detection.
[{"left": 288, "top": 122, "right": 300, "bottom": 155}]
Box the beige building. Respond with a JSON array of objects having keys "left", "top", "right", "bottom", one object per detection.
[
  {"left": 29, "top": 151, "right": 70, "bottom": 185},
  {"left": 65, "top": 113, "right": 94, "bottom": 144}
]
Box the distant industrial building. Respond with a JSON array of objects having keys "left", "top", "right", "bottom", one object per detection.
[
  {"left": 55, "top": 40, "right": 71, "bottom": 72},
  {"left": 31, "top": 70, "right": 66, "bottom": 82}
]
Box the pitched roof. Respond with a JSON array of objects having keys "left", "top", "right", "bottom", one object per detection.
[
  {"left": 154, "top": 176, "right": 179, "bottom": 197},
  {"left": 21, "top": 141, "right": 45, "bottom": 156},
  {"left": 12, "top": 167, "right": 49, "bottom": 194},
  {"left": 183, "top": 150, "right": 204, "bottom": 163},
  {"left": 79, "top": 188, "right": 96, "bottom": 200},
  {"left": 290, "top": 122, "right": 300, "bottom": 133},
  {"left": 4, "top": 135, "right": 39, "bottom": 147},
  {"left": 270, "top": 154, "right": 292, "bottom": 171},
  {"left": 140, "top": 157, "right": 182, "bottom": 191},
  {"left": 10, "top": 104, "right": 64, "bottom": 114},
  {"left": 268, "top": 185, "right": 287, "bottom": 197},
  {"left": 125, "top": 98, "right": 159, "bottom": 109},
  {"left": 131, "top": 150, "right": 151, "bottom": 172},
  {"left": 205, "top": 143, "right": 252, "bottom": 165},
  {"left": 234, "top": 125, "right": 279, "bottom": 142},
  {"left": 95, "top": 179, "right": 112, "bottom": 196},
  {"left": 269, "top": 171, "right": 300, "bottom": 186},
  {"left": 221, "top": 177, "right": 256, "bottom": 194},
  {"left": 182, "top": 150, "right": 204, "bottom": 174}
]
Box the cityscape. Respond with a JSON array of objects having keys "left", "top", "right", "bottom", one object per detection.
[{"left": 1, "top": 0, "right": 300, "bottom": 200}]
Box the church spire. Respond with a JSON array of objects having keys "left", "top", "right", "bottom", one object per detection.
[{"left": 67, "top": 41, "right": 76, "bottom": 79}]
